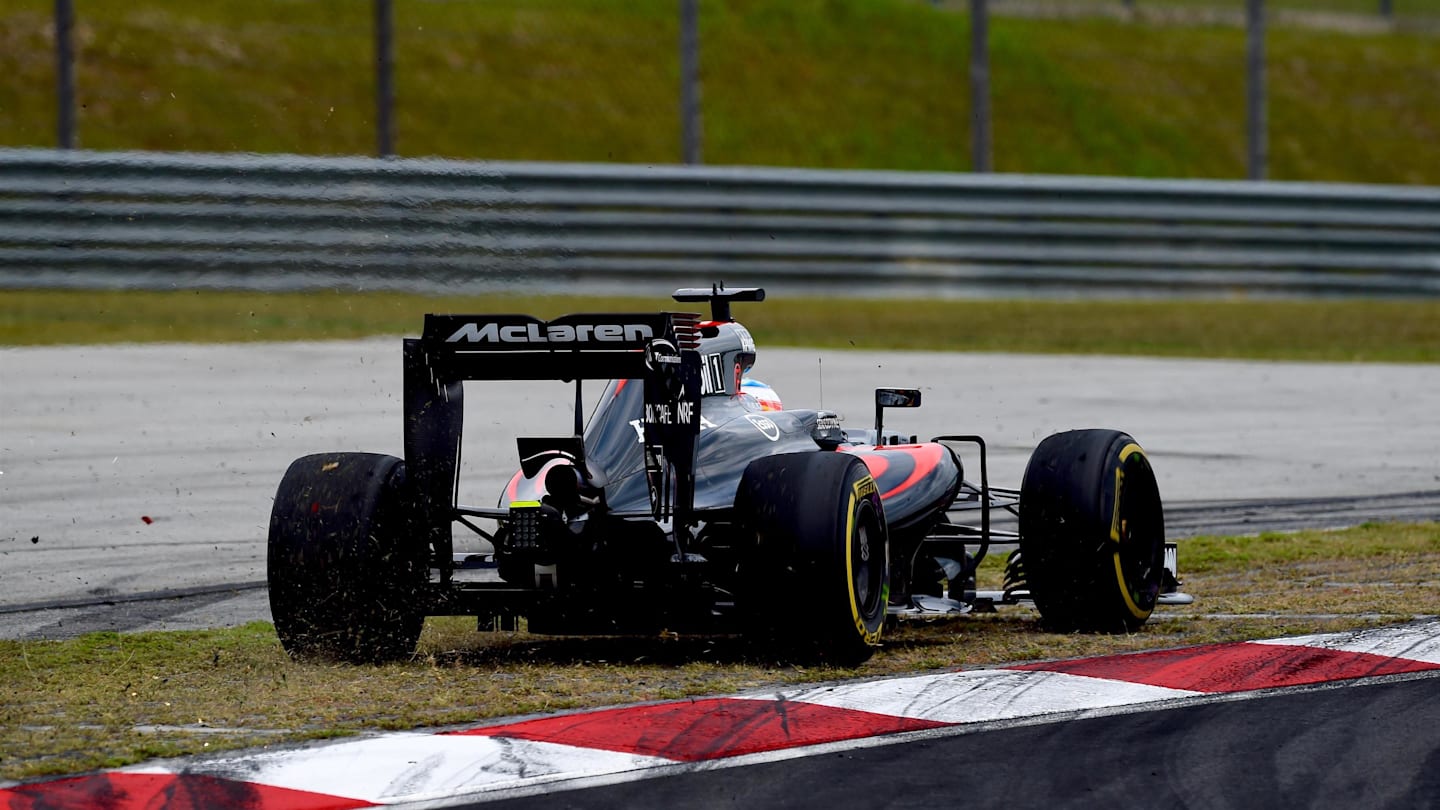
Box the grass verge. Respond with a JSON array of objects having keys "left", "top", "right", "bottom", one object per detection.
[
  {"left": 3, "top": 289, "right": 1440, "bottom": 362},
  {"left": 2, "top": 521, "right": 1437, "bottom": 783}
]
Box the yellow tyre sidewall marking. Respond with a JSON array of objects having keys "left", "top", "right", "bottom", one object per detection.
[
  {"left": 1113, "top": 551, "right": 1151, "bottom": 621},
  {"left": 1108, "top": 442, "right": 1143, "bottom": 543},
  {"left": 1109, "top": 443, "right": 1151, "bottom": 621},
  {"left": 845, "top": 475, "right": 884, "bottom": 644}
]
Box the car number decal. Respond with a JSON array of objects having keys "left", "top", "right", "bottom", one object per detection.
[{"left": 699, "top": 352, "right": 728, "bottom": 395}]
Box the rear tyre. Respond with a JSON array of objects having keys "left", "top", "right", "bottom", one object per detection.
[
  {"left": 1018, "top": 430, "right": 1164, "bottom": 633},
  {"left": 268, "top": 452, "right": 427, "bottom": 662},
  {"left": 737, "top": 452, "right": 888, "bottom": 666}
]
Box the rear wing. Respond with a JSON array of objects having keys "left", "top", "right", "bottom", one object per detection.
[
  {"left": 418, "top": 313, "right": 699, "bottom": 380},
  {"left": 403, "top": 311, "right": 703, "bottom": 573}
]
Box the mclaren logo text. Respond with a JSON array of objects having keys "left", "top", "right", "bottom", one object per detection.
[{"left": 446, "top": 322, "right": 655, "bottom": 344}]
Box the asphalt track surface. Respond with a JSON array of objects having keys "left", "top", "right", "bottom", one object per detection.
[{"left": 2, "top": 339, "right": 1439, "bottom": 639}]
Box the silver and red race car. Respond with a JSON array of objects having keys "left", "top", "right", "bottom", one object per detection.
[{"left": 268, "top": 285, "right": 1190, "bottom": 665}]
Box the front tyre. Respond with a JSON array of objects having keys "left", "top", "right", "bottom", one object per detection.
[
  {"left": 268, "top": 452, "right": 427, "bottom": 663},
  {"left": 737, "top": 452, "right": 889, "bottom": 666},
  {"left": 1018, "top": 430, "right": 1165, "bottom": 633}
]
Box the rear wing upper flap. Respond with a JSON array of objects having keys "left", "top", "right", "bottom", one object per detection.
[{"left": 419, "top": 312, "right": 700, "bottom": 381}]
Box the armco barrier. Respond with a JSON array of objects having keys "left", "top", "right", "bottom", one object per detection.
[{"left": 1, "top": 148, "right": 1437, "bottom": 298}]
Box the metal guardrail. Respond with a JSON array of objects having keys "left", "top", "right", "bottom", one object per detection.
[{"left": 1, "top": 148, "right": 1437, "bottom": 298}]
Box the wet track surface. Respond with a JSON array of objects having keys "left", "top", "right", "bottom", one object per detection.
[{"left": 3, "top": 340, "right": 1439, "bottom": 640}]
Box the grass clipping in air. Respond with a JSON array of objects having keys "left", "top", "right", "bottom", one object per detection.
[{"left": 2, "top": 521, "right": 1438, "bottom": 783}]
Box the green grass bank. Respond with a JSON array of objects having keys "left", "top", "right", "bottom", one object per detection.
[{"left": 2, "top": 0, "right": 1438, "bottom": 183}]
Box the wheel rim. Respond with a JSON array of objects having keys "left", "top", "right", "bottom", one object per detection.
[
  {"left": 851, "top": 502, "right": 885, "bottom": 618},
  {"left": 1114, "top": 455, "right": 1163, "bottom": 615}
]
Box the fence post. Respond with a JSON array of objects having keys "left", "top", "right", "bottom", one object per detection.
[
  {"left": 1380, "top": 0, "right": 1393, "bottom": 19},
  {"left": 55, "top": 0, "right": 75, "bottom": 149},
  {"left": 1246, "top": 0, "right": 1266, "bottom": 180},
  {"left": 969, "top": 0, "right": 992, "bottom": 173},
  {"left": 375, "top": 0, "right": 395, "bottom": 158},
  {"left": 680, "top": 0, "right": 702, "bottom": 165}
]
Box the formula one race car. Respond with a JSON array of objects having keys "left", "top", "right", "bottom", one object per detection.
[{"left": 268, "top": 285, "right": 1190, "bottom": 665}]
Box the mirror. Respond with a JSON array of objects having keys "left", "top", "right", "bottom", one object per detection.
[
  {"left": 875, "top": 388, "right": 921, "bottom": 408},
  {"left": 873, "top": 388, "right": 922, "bottom": 443}
]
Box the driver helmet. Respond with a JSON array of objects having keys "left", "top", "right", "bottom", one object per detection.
[{"left": 740, "top": 377, "right": 783, "bottom": 411}]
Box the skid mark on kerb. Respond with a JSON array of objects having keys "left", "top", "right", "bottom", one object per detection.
[
  {"left": 765, "top": 668, "right": 1198, "bottom": 724},
  {"left": 186, "top": 733, "right": 671, "bottom": 803},
  {"left": 455, "top": 697, "right": 948, "bottom": 762},
  {"left": 1249, "top": 621, "right": 1440, "bottom": 665},
  {"left": 1014, "top": 636, "right": 1440, "bottom": 693},
  {"left": 0, "top": 771, "right": 375, "bottom": 810}
]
